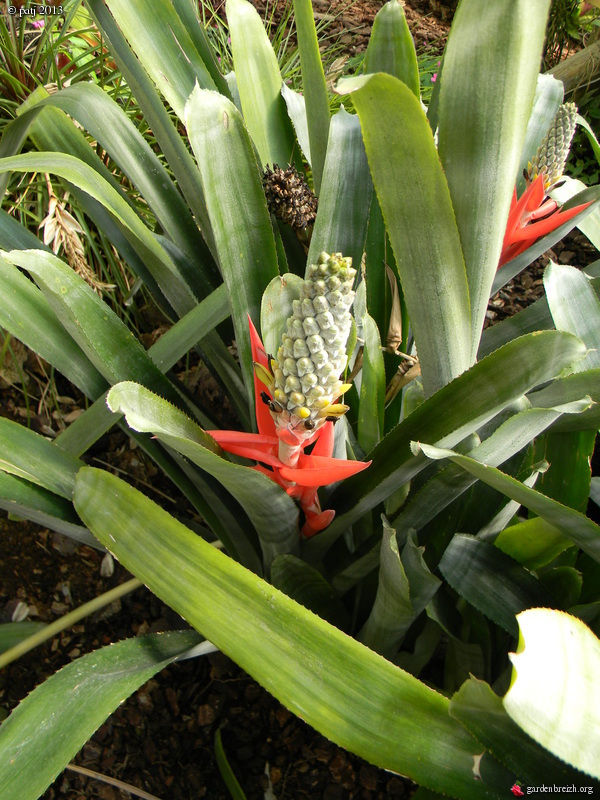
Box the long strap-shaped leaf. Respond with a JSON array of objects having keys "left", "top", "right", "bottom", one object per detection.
[
  {"left": 0, "top": 472, "right": 97, "bottom": 548},
  {"left": 0, "top": 256, "right": 107, "bottom": 399},
  {"left": 7, "top": 85, "right": 210, "bottom": 268},
  {"left": 363, "top": 0, "right": 419, "bottom": 97},
  {"left": 86, "top": 0, "right": 215, "bottom": 249},
  {"left": 227, "top": 0, "right": 299, "bottom": 169},
  {"left": 307, "top": 107, "right": 373, "bottom": 276},
  {"left": 293, "top": 0, "right": 330, "bottom": 192},
  {"left": 451, "top": 677, "right": 598, "bottom": 787},
  {"left": 438, "top": 535, "right": 556, "bottom": 637},
  {"left": 4, "top": 101, "right": 175, "bottom": 309},
  {"left": 0, "top": 153, "right": 197, "bottom": 315},
  {"left": 438, "top": 0, "right": 551, "bottom": 358},
  {"left": 0, "top": 632, "right": 205, "bottom": 800},
  {"left": 336, "top": 74, "right": 471, "bottom": 396},
  {"left": 416, "top": 442, "right": 600, "bottom": 564},
  {"left": 315, "top": 331, "right": 586, "bottom": 557},
  {"left": 184, "top": 86, "right": 280, "bottom": 401},
  {"left": 97, "top": 0, "right": 218, "bottom": 119},
  {"left": 73, "top": 466, "right": 509, "bottom": 799},
  {"left": 544, "top": 261, "right": 600, "bottom": 373},
  {"left": 1, "top": 250, "right": 184, "bottom": 404},
  {"left": 0, "top": 417, "right": 82, "bottom": 499},
  {"left": 391, "top": 402, "right": 591, "bottom": 537}
]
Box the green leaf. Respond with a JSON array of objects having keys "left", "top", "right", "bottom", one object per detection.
[
  {"left": 0, "top": 623, "right": 47, "bottom": 655},
  {"left": 184, "top": 85, "right": 280, "bottom": 401},
  {"left": 504, "top": 608, "right": 600, "bottom": 780},
  {"left": 336, "top": 73, "right": 471, "bottom": 396},
  {"left": 451, "top": 677, "right": 596, "bottom": 786},
  {"left": 358, "top": 525, "right": 440, "bottom": 659},
  {"left": 73, "top": 467, "right": 509, "bottom": 799},
  {"left": 171, "top": 0, "right": 231, "bottom": 98},
  {"left": 281, "top": 83, "right": 311, "bottom": 164},
  {"left": 3, "top": 100, "right": 174, "bottom": 307},
  {"left": 516, "top": 73, "right": 564, "bottom": 197},
  {"left": 97, "top": 0, "right": 218, "bottom": 119},
  {"left": 6, "top": 84, "right": 209, "bottom": 270},
  {"left": 526, "top": 368, "right": 600, "bottom": 432},
  {"left": 0, "top": 208, "right": 51, "bottom": 252},
  {"left": 148, "top": 283, "right": 231, "bottom": 373},
  {"left": 577, "top": 112, "right": 600, "bottom": 169},
  {"left": 391, "top": 404, "right": 589, "bottom": 540},
  {"left": 363, "top": 0, "right": 419, "bottom": 97},
  {"left": 494, "top": 518, "right": 571, "bottom": 570},
  {"left": 260, "top": 273, "right": 303, "bottom": 363},
  {"left": 293, "top": 0, "right": 330, "bottom": 192},
  {"left": 319, "top": 331, "right": 587, "bottom": 551},
  {"left": 0, "top": 472, "right": 97, "bottom": 548},
  {"left": 438, "top": 0, "right": 551, "bottom": 353},
  {"left": 106, "top": 381, "right": 296, "bottom": 572},
  {"left": 307, "top": 107, "right": 373, "bottom": 276},
  {"left": 214, "top": 728, "right": 247, "bottom": 800},
  {"left": 227, "top": 0, "right": 298, "bottom": 168},
  {"left": 438, "top": 535, "right": 556, "bottom": 637},
  {"left": 358, "top": 313, "right": 386, "bottom": 453},
  {"left": 417, "top": 442, "right": 600, "bottom": 564},
  {"left": 544, "top": 261, "right": 600, "bottom": 372},
  {"left": 0, "top": 417, "right": 82, "bottom": 498},
  {"left": 536, "top": 429, "right": 596, "bottom": 512},
  {"left": 363, "top": 195, "right": 391, "bottom": 343},
  {"left": 0, "top": 631, "right": 203, "bottom": 800},
  {"left": 476, "top": 468, "right": 545, "bottom": 541},
  {"left": 1, "top": 250, "right": 182, "bottom": 406},
  {"left": 270, "top": 554, "right": 350, "bottom": 631},
  {"left": 86, "top": 0, "right": 215, "bottom": 245},
  {"left": 0, "top": 154, "right": 196, "bottom": 315},
  {"left": 540, "top": 566, "right": 582, "bottom": 609},
  {"left": 0, "top": 255, "right": 107, "bottom": 400}
]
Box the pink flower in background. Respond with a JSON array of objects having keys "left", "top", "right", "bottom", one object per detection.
[{"left": 32, "top": 19, "right": 45, "bottom": 29}]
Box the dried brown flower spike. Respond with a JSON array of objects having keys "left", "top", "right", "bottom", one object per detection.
[{"left": 262, "top": 165, "right": 318, "bottom": 232}]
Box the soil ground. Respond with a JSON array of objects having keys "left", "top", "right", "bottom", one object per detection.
[{"left": 1, "top": 2, "right": 598, "bottom": 799}]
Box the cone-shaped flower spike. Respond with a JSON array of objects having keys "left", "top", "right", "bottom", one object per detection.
[
  {"left": 526, "top": 102, "right": 578, "bottom": 192},
  {"left": 500, "top": 103, "right": 591, "bottom": 267},
  {"left": 208, "top": 252, "right": 370, "bottom": 537}
]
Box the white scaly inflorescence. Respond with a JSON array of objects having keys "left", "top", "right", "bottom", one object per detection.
[{"left": 258, "top": 251, "right": 357, "bottom": 445}]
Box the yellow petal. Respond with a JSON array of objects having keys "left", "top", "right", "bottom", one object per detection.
[{"left": 253, "top": 361, "right": 274, "bottom": 388}]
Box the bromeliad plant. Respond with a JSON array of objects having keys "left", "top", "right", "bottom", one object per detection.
[{"left": 1, "top": 0, "right": 600, "bottom": 798}]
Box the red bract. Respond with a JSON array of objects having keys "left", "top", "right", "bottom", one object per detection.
[
  {"left": 208, "top": 318, "right": 370, "bottom": 538},
  {"left": 499, "top": 174, "right": 591, "bottom": 267}
]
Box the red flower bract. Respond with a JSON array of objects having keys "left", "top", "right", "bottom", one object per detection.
[
  {"left": 208, "top": 317, "right": 370, "bottom": 538},
  {"left": 499, "top": 174, "right": 592, "bottom": 267}
]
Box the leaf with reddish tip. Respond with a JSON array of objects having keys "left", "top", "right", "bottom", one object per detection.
[
  {"left": 279, "top": 455, "right": 371, "bottom": 487},
  {"left": 248, "top": 315, "right": 276, "bottom": 437}
]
